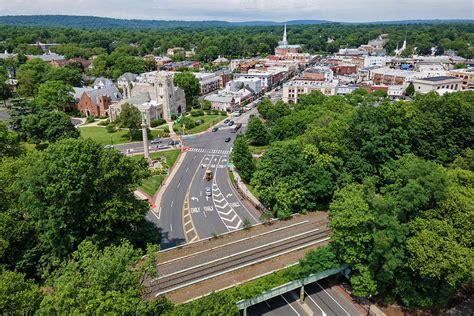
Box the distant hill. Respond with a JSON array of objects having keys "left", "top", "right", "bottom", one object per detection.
[{"left": 0, "top": 15, "right": 471, "bottom": 29}]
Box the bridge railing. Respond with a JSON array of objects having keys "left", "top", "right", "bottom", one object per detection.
[{"left": 236, "top": 265, "right": 349, "bottom": 312}]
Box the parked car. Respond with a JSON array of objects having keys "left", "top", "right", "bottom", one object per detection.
[
  {"left": 225, "top": 137, "right": 231, "bottom": 142},
  {"left": 223, "top": 119, "right": 230, "bottom": 124},
  {"left": 158, "top": 145, "right": 170, "bottom": 150},
  {"left": 168, "top": 140, "right": 180, "bottom": 146},
  {"left": 150, "top": 138, "right": 162, "bottom": 144},
  {"left": 212, "top": 127, "right": 218, "bottom": 132},
  {"left": 228, "top": 120, "right": 234, "bottom": 126}
]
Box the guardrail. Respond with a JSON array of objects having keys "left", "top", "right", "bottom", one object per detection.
[{"left": 236, "top": 265, "right": 349, "bottom": 314}]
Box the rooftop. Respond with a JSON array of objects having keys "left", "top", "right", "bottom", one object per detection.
[{"left": 418, "top": 76, "right": 459, "bottom": 82}]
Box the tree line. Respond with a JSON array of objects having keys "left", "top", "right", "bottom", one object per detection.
[{"left": 232, "top": 89, "right": 473, "bottom": 310}]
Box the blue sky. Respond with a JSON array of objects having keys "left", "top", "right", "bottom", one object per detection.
[{"left": 2, "top": 0, "right": 473, "bottom": 22}]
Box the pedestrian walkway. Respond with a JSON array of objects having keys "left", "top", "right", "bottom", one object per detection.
[{"left": 188, "top": 147, "right": 231, "bottom": 155}]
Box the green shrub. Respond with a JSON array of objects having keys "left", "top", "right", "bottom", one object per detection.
[
  {"left": 97, "top": 120, "right": 110, "bottom": 126},
  {"left": 105, "top": 124, "right": 116, "bottom": 133},
  {"left": 163, "top": 127, "right": 170, "bottom": 133},
  {"left": 85, "top": 116, "right": 95, "bottom": 124},
  {"left": 191, "top": 110, "right": 204, "bottom": 117},
  {"left": 171, "top": 113, "right": 177, "bottom": 120},
  {"left": 151, "top": 118, "right": 166, "bottom": 127}
]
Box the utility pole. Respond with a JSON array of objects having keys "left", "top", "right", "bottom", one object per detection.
[{"left": 141, "top": 111, "right": 150, "bottom": 162}]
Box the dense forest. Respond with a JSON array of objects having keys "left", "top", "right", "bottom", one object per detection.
[
  {"left": 0, "top": 22, "right": 473, "bottom": 64},
  {"left": 231, "top": 90, "right": 474, "bottom": 310}
]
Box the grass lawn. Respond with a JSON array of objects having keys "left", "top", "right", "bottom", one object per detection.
[
  {"left": 130, "top": 149, "right": 180, "bottom": 196},
  {"left": 174, "top": 114, "right": 227, "bottom": 135},
  {"left": 79, "top": 126, "right": 161, "bottom": 145},
  {"left": 249, "top": 145, "right": 269, "bottom": 155}
]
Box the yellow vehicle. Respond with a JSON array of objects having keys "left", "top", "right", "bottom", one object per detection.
[{"left": 205, "top": 170, "right": 213, "bottom": 181}]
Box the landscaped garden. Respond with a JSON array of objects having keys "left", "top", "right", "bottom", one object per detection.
[
  {"left": 130, "top": 150, "right": 180, "bottom": 196},
  {"left": 173, "top": 113, "right": 227, "bottom": 135}
]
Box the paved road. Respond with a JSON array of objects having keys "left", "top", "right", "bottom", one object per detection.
[
  {"left": 140, "top": 88, "right": 282, "bottom": 250},
  {"left": 152, "top": 106, "right": 260, "bottom": 249},
  {"left": 247, "top": 279, "right": 363, "bottom": 316}
]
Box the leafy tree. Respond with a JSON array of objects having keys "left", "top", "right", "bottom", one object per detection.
[
  {"left": 245, "top": 116, "right": 269, "bottom": 146},
  {"left": 35, "top": 80, "right": 74, "bottom": 111},
  {"left": 0, "top": 74, "right": 11, "bottom": 106},
  {"left": 0, "top": 270, "right": 42, "bottom": 315},
  {"left": 39, "top": 240, "right": 170, "bottom": 314},
  {"left": 44, "top": 66, "right": 83, "bottom": 86},
  {"left": 0, "top": 156, "right": 38, "bottom": 275},
  {"left": 231, "top": 135, "right": 255, "bottom": 183},
  {"left": 19, "top": 138, "right": 157, "bottom": 272},
  {"left": 117, "top": 103, "right": 141, "bottom": 141},
  {"left": 173, "top": 72, "right": 200, "bottom": 108},
  {"left": 0, "top": 122, "right": 22, "bottom": 158},
  {"left": 21, "top": 110, "right": 79, "bottom": 145},
  {"left": 405, "top": 82, "right": 415, "bottom": 97},
  {"left": 15, "top": 58, "right": 51, "bottom": 96}
]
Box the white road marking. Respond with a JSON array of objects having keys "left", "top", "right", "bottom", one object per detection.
[
  {"left": 191, "top": 197, "right": 199, "bottom": 202},
  {"left": 226, "top": 193, "right": 233, "bottom": 198},
  {"left": 150, "top": 209, "right": 160, "bottom": 221},
  {"left": 305, "top": 290, "right": 327, "bottom": 316},
  {"left": 177, "top": 182, "right": 180, "bottom": 189},
  {"left": 169, "top": 224, "right": 173, "bottom": 232},
  {"left": 170, "top": 200, "right": 174, "bottom": 208},
  {"left": 185, "top": 167, "right": 189, "bottom": 173},
  {"left": 316, "top": 282, "right": 350, "bottom": 316},
  {"left": 281, "top": 295, "right": 300, "bottom": 316}
]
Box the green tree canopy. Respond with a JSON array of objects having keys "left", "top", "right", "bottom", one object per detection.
[
  {"left": 231, "top": 134, "right": 255, "bottom": 184},
  {"left": 245, "top": 116, "right": 269, "bottom": 146},
  {"left": 39, "top": 240, "right": 170, "bottom": 314},
  {"left": 0, "top": 270, "right": 43, "bottom": 315},
  {"left": 19, "top": 138, "right": 157, "bottom": 272},
  {"left": 35, "top": 80, "right": 74, "bottom": 111},
  {"left": 117, "top": 103, "right": 141, "bottom": 141},
  {"left": 21, "top": 110, "right": 79, "bottom": 145},
  {"left": 173, "top": 72, "right": 200, "bottom": 108}
]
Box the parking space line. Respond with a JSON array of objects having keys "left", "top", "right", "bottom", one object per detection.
[
  {"left": 281, "top": 295, "right": 300, "bottom": 315},
  {"left": 316, "top": 282, "right": 350, "bottom": 316},
  {"left": 305, "top": 290, "right": 327, "bottom": 316}
]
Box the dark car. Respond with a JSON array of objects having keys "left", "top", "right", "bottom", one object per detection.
[
  {"left": 228, "top": 120, "right": 234, "bottom": 126},
  {"left": 225, "top": 137, "right": 231, "bottom": 142},
  {"left": 168, "top": 140, "right": 180, "bottom": 146},
  {"left": 150, "top": 138, "right": 162, "bottom": 144},
  {"left": 212, "top": 127, "right": 218, "bottom": 132},
  {"left": 223, "top": 119, "right": 230, "bottom": 124}
]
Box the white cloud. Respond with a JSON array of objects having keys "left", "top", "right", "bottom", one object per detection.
[{"left": 1, "top": 0, "right": 473, "bottom": 22}]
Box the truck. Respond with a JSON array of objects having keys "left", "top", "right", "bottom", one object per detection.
[
  {"left": 231, "top": 123, "right": 242, "bottom": 133},
  {"left": 205, "top": 170, "right": 213, "bottom": 181}
]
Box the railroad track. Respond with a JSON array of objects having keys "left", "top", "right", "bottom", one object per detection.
[{"left": 144, "top": 228, "right": 330, "bottom": 298}]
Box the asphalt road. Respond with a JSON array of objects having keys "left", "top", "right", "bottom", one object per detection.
[
  {"left": 144, "top": 88, "right": 282, "bottom": 250},
  {"left": 153, "top": 107, "right": 261, "bottom": 249},
  {"left": 247, "top": 279, "right": 363, "bottom": 316}
]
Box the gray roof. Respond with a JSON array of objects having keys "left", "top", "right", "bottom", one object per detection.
[
  {"left": 419, "top": 76, "right": 458, "bottom": 82},
  {"left": 205, "top": 94, "right": 234, "bottom": 103},
  {"left": 118, "top": 72, "right": 138, "bottom": 82},
  {"left": 93, "top": 77, "right": 114, "bottom": 88},
  {"left": 72, "top": 87, "right": 90, "bottom": 102},
  {"left": 85, "top": 86, "right": 122, "bottom": 104},
  {"left": 29, "top": 53, "right": 65, "bottom": 62}
]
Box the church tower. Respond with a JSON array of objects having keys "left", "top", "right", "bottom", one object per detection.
[
  {"left": 278, "top": 24, "right": 288, "bottom": 47},
  {"left": 155, "top": 72, "right": 173, "bottom": 121}
]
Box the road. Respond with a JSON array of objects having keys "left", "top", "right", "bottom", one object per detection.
[
  {"left": 246, "top": 278, "right": 363, "bottom": 316},
  {"left": 152, "top": 106, "right": 261, "bottom": 249}
]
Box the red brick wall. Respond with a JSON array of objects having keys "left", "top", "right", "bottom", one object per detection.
[{"left": 76, "top": 93, "right": 112, "bottom": 117}]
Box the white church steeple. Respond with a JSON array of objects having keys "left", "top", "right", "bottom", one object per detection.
[{"left": 279, "top": 24, "right": 289, "bottom": 47}]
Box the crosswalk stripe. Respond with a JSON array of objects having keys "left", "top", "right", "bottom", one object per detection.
[{"left": 188, "top": 147, "right": 231, "bottom": 155}]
